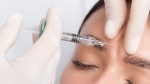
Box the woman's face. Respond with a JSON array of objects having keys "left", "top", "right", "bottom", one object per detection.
[{"left": 60, "top": 5, "right": 150, "bottom": 84}]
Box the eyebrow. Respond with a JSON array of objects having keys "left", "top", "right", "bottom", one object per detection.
[
  {"left": 124, "top": 55, "right": 150, "bottom": 70},
  {"left": 87, "top": 34, "right": 105, "bottom": 51}
]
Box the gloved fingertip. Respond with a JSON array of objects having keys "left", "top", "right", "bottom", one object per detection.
[
  {"left": 5, "top": 12, "right": 23, "bottom": 25},
  {"left": 45, "top": 7, "right": 62, "bottom": 39},
  {"left": 125, "top": 39, "right": 140, "bottom": 54},
  {"left": 48, "top": 6, "right": 61, "bottom": 17},
  {"left": 105, "top": 19, "right": 116, "bottom": 39}
]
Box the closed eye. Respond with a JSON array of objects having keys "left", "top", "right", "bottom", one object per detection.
[{"left": 72, "top": 60, "right": 99, "bottom": 70}]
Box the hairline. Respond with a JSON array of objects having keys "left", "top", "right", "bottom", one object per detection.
[{"left": 78, "top": 0, "right": 104, "bottom": 34}]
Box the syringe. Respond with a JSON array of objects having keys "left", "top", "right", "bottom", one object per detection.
[{"left": 21, "top": 21, "right": 105, "bottom": 47}]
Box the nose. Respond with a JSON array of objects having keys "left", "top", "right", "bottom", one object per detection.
[{"left": 95, "top": 66, "right": 124, "bottom": 84}]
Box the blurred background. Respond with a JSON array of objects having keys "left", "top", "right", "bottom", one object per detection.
[{"left": 0, "top": 0, "right": 98, "bottom": 83}]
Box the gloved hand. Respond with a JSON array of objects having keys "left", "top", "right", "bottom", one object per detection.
[
  {"left": 0, "top": 7, "right": 62, "bottom": 84},
  {"left": 104, "top": 0, "right": 150, "bottom": 54}
]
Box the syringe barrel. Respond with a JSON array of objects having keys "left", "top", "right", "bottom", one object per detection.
[{"left": 61, "top": 32, "right": 96, "bottom": 46}]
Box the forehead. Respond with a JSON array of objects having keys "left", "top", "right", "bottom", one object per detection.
[
  {"left": 80, "top": 6, "right": 150, "bottom": 59},
  {"left": 80, "top": 7, "right": 124, "bottom": 45}
]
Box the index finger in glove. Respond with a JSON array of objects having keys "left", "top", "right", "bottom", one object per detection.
[
  {"left": 125, "top": 0, "right": 150, "bottom": 54},
  {"left": 104, "top": 0, "right": 127, "bottom": 39},
  {"left": 22, "top": 7, "right": 62, "bottom": 61}
]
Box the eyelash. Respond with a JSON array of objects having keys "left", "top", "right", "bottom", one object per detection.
[
  {"left": 126, "top": 80, "right": 133, "bottom": 84},
  {"left": 72, "top": 60, "right": 98, "bottom": 70}
]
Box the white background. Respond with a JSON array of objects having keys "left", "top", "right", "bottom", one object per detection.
[{"left": 0, "top": 0, "right": 98, "bottom": 83}]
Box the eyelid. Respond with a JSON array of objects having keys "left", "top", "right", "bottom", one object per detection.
[{"left": 72, "top": 60, "right": 99, "bottom": 70}]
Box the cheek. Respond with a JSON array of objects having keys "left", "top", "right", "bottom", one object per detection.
[
  {"left": 60, "top": 64, "right": 74, "bottom": 84},
  {"left": 60, "top": 63, "right": 84, "bottom": 84}
]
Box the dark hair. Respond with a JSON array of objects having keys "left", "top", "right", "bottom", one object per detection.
[{"left": 78, "top": 0, "right": 105, "bottom": 34}]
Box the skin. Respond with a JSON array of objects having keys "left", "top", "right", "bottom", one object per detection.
[{"left": 60, "top": 4, "right": 150, "bottom": 84}]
